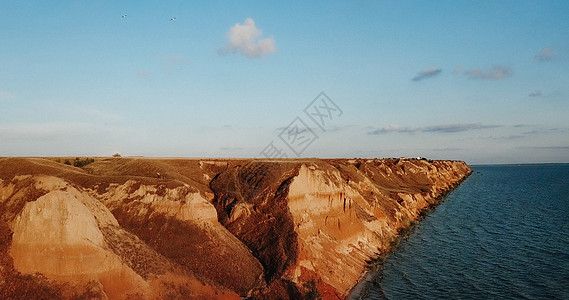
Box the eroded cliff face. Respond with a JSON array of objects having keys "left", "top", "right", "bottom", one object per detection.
[
  {"left": 0, "top": 158, "right": 255, "bottom": 299},
  {"left": 210, "top": 159, "right": 471, "bottom": 298},
  {"left": 0, "top": 157, "right": 470, "bottom": 299}
]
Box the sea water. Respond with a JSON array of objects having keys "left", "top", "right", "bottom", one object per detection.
[{"left": 357, "top": 164, "right": 569, "bottom": 299}]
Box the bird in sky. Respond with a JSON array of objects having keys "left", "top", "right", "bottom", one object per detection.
[
  {"left": 170, "top": 17, "right": 176, "bottom": 21},
  {"left": 122, "top": 14, "right": 127, "bottom": 19}
]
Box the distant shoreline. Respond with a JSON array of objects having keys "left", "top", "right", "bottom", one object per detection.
[{"left": 471, "top": 162, "right": 569, "bottom": 167}]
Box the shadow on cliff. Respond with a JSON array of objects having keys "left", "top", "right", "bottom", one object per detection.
[{"left": 210, "top": 161, "right": 305, "bottom": 298}]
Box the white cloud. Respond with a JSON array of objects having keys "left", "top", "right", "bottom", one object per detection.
[
  {"left": 412, "top": 67, "right": 442, "bottom": 81},
  {"left": 528, "top": 146, "right": 569, "bottom": 150},
  {"left": 452, "top": 66, "right": 462, "bottom": 74},
  {"left": 371, "top": 124, "right": 417, "bottom": 134},
  {"left": 535, "top": 47, "right": 552, "bottom": 62},
  {"left": 163, "top": 55, "right": 187, "bottom": 73},
  {"left": 464, "top": 65, "right": 512, "bottom": 80},
  {"left": 529, "top": 90, "right": 542, "bottom": 97},
  {"left": 367, "top": 123, "right": 502, "bottom": 135},
  {"left": 219, "top": 18, "right": 276, "bottom": 58}
]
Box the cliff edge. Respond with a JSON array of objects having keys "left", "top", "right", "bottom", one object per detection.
[{"left": 0, "top": 157, "right": 471, "bottom": 299}]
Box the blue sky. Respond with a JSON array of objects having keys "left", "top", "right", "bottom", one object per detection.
[{"left": 1, "top": 1, "right": 568, "bottom": 164}]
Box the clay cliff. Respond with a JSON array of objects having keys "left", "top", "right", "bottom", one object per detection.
[{"left": 0, "top": 157, "right": 471, "bottom": 299}]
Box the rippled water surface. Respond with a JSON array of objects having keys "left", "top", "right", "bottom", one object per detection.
[{"left": 358, "top": 164, "right": 569, "bottom": 299}]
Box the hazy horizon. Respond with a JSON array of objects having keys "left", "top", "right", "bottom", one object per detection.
[{"left": 1, "top": 1, "right": 568, "bottom": 165}]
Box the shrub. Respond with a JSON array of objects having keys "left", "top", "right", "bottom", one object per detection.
[{"left": 73, "top": 157, "right": 95, "bottom": 168}]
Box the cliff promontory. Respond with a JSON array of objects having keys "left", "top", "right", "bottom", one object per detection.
[{"left": 0, "top": 157, "right": 471, "bottom": 299}]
